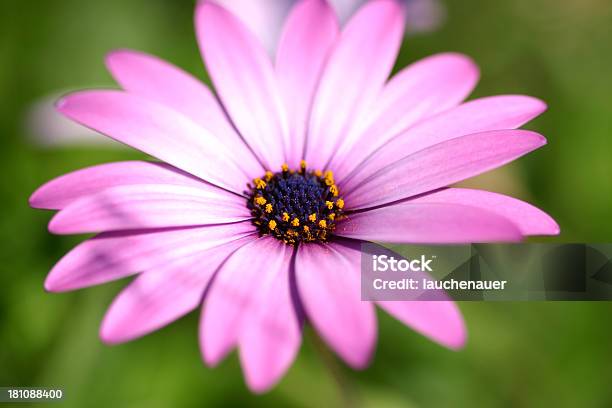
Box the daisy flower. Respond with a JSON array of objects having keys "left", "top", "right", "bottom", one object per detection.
[{"left": 30, "top": 0, "right": 559, "bottom": 393}]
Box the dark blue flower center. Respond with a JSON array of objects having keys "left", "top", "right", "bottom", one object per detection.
[{"left": 246, "top": 161, "right": 345, "bottom": 245}]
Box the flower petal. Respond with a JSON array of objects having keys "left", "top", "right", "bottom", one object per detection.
[
  {"left": 44, "top": 223, "right": 255, "bottom": 292},
  {"left": 99, "top": 236, "right": 250, "bottom": 344},
  {"left": 377, "top": 301, "right": 467, "bottom": 350},
  {"left": 341, "top": 95, "right": 547, "bottom": 190},
  {"left": 406, "top": 188, "right": 560, "bottom": 236},
  {"left": 56, "top": 91, "right": 250, "bottom": 194},
  {"left": 238, "top": 247, "right": 301, "bottom": 393},
  {"left": 200, "top": 237, "right": 299, "bottom": 389},
  {"left": 29, "top": 161, "right": 212, "bottom": 210},
  {"left": 305, "top": 0, "right": 405, "bottom": 170},
  {"left": 336, "top": 202, "right": 523, "bottom": 243},
  {"left": 330, "top": 53, "right": 479, "bottom": 178},
  {"left": 359, "top": 242, "right": 467, "bottom": 349},
  {"left": 105, "top": 49, "right": 232, "bottom": 139},
  {"left": 295, "top": 241, "right": 376, "bottom": 368},
  {"left": 275, "top": 0, "right": 339, "bottom": 167},
  {"left": 105, "top": 49, "right": 263, "bottom": 179},
  {"left": 48, "top": 184, "right": 251, "bottom": 234},
  {"left": 344, "top": 130, "right": 547, "bottom": 210},
  {"left": 196, "top": 1, "right": 289, "bottom": 170}
]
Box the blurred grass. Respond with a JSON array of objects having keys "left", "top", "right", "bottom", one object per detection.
[{"left": 1, "top": 0, "right": 612, "bottom": 406}]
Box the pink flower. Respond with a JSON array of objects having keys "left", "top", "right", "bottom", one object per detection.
[{"left": 30, "top": 0, "right": 559, "bottom": 393}]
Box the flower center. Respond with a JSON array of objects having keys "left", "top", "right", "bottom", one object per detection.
[{"left": 246, "top": 161, "right": 345, "bottom": 245}]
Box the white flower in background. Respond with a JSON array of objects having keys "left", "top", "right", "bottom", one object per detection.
[
  {"left": 25, "top": 92, "right": 116, "bottom": 148},
  {"left": 214, "top": 0, "right": 446, "bottom": 54},
  {"left": 24, "top": 0, "right": 445, "bottom": 148}
]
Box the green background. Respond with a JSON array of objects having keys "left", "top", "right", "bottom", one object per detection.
[{"left": 1, "top": 0, "right": 612, "bottom": 406}]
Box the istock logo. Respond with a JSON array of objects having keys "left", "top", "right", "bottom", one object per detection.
[{"left": 372, "top": 254, "right": 434, "bottom": 272}]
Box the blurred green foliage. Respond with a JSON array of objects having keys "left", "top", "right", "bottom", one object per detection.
[{"left": 1, "top": 0, "right": 612, "bottom": 407}]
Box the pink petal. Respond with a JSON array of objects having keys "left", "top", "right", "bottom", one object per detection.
[
  {"left": 341, "top": 95, "right": 547, "bottom": 190},
  {"left": 44, "top": 223, "right": 255, "bottom": 292},
  {"left": 408, "top": 188, "right": 560, "bottom": 236},
  {"left": 105, "top": 49, "right": 263, "bottom": 179},
  {"left": 304, "top": 0, "right": 405, "bottom": 170},
  {"left": 200, "top": 237, "right": 299, "bottom": 390},
  {"left": 238, "top": 249, "right": 301, "bottom": 392},
  {"left": 104, "top": 49, "right": 232, "bottom": 138},
  {"left": 48, "top": 184, "right": 251, "bottom": 235},
  {"left": 335, "top": 202, "right": 523, "bottom": 243},
  {"left": 196, "top": 2, "right": 289, "bottom": 170},
  {"left": 343, "top": 129, "right": 547, "bottom": 210},
  {"left": 330, "top": 53, "right": 479, "bottom": 178},
  {"left": 57, "top": 91, "right": 251, "bottom": 194},
  {"left": 100, "top": 236, "right": 250, "bottom": 344},
  {"left": 29, "top": 161, "right": 212, "bottom": 210},
  {"left": 275, "top": 0, "right": 339, "bottom": 167},
  {"left": 377, "top": 301, "right": 466, "bottom": 350},
  {"left": 295, "top": 241, "right": 376, "bottom": 368}
]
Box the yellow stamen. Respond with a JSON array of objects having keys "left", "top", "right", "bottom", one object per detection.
[
  {"left": 335, "top": 198, "right": 344, "bottom": 209},
  {"left": 300, "top": 160, "right": 307, "bottom": 170},
  {"left": 268, "top": 220, "right": 277, "bottom": 230},
  {"left": 291, "top": 218, "right": 300, "bottom": 227},
  {"left": 324, "top": 170, "right": 334, "bottom": 181},
  {"left": 281, "top": 163, "right": 289, "bottom": 172},
  {"left": 265, "top": 171, "right": 274, "bottom": 181},
  {"left": 314, "top": 169, "right": 322, "bottom": 177},
  {"left": 254, "top": 178, "right": 266, "bottom": 189},
  {"left": 282, "top": 212, "right": 290, "bottom": 222},
  {"left": 254, "top": 196, "right": 267, "bottom": 205},
  {"left": 324, "top": 178, "right": 334, "bottom": 186},
  {"left": 330, "top": 185, "right": 339, "bottom": 197},
  {"left": 303, "top": 225, "right": 310, "bottom": 232},
  {"left": 325, "top": 201, "right": 334, "bottom": 210},
  {"left": 328, "top": 213, "right": 336, "bottom": 221},
  {"left": 308, "top": 213, "right": 317, "bottom": 222},
  {"left": 318, "top": 220, "right": 327, "bottom": 228},
  {"left": 265, "top": 203, "right": 273, "bottom": 213}
]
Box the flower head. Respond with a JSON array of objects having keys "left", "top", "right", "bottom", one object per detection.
[
  {"left": 30, "top": 0, "right": 559, "bottom": 393},
  {"left": 248, "top": 163, "right": 344, "bottom": 244}
]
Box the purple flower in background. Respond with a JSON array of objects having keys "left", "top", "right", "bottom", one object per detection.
[{"left": 31, "top": 0, "right": 558, "bottom": 393}]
